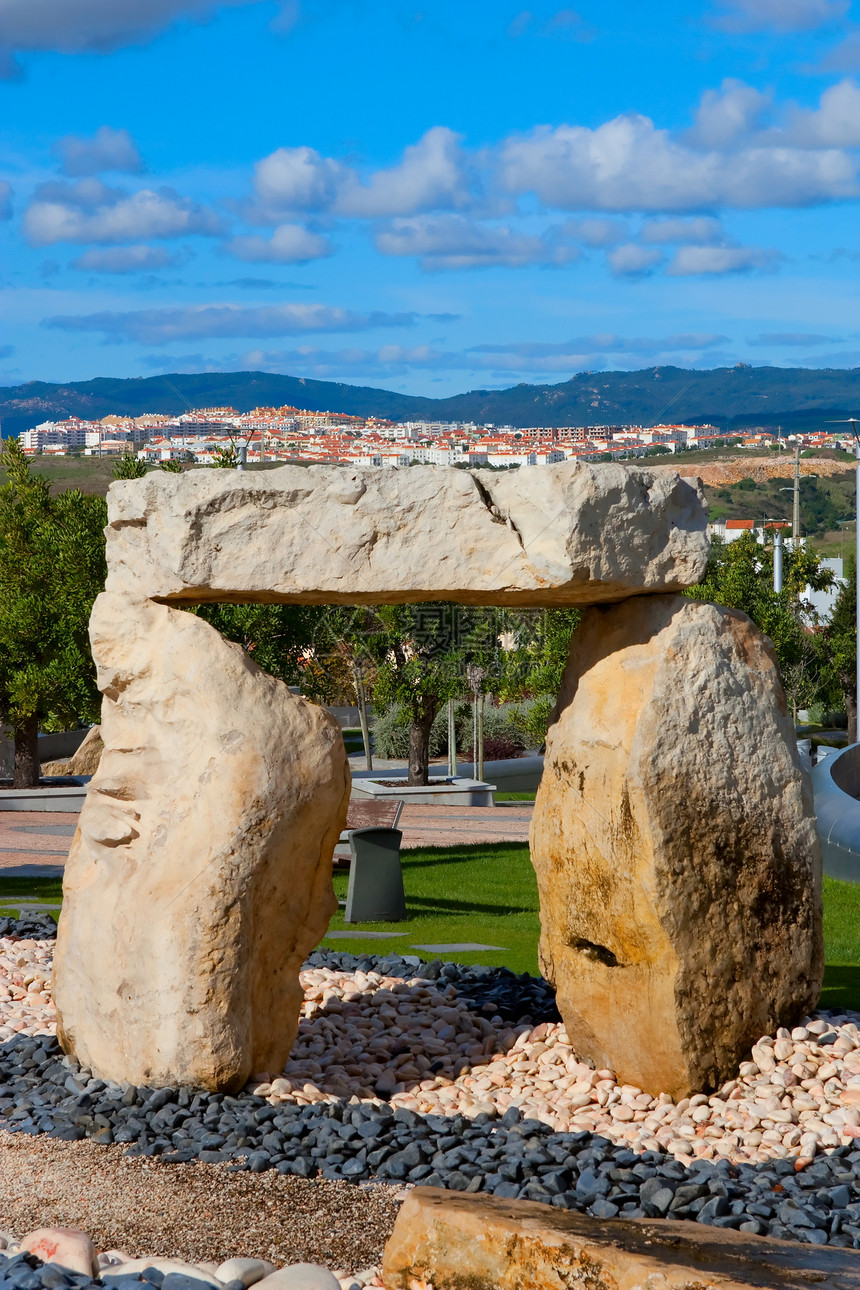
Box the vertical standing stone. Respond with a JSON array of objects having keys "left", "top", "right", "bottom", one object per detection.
[
  {"left": 54, "top": 593, "right": 349, "bottom": 1092},
  {"left": 531, "top": 595, "right": 823, "bottom": 1098}
]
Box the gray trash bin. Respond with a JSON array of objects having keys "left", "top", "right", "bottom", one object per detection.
[{"left": 344, "top": 827, "right": 406, "bottom": 923}]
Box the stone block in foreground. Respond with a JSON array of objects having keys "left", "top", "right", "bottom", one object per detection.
[
  {"left": 530, "top": 594, "right": 823, "bottom": 1099},
  {"left": 102, "top": 461, "right": 708, "bottom": 605},
  {"left": 53, "top": 592, "right": 349, "bottom": 1091},
  {"left": 382, "top": 1188, "right": 860, "bottom": 1290}
]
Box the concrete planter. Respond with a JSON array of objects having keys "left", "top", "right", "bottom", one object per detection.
[
  {"left": 351, "top": 776, "right": 497, "bottom": 806},
  {"left": 0, "top": 777, "right": 90, "bottom": 812}
]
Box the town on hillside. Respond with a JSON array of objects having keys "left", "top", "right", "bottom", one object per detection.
[{"left": 12, "top": 405, "right": 854, "bottom": 468}]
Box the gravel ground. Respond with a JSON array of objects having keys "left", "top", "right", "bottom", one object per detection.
[
  {"left": 8, "top": 925, "right": 860, "bottom": 1251},
  {"left": 0, "top": 1135, "right": 400, "bottom": 1273}
]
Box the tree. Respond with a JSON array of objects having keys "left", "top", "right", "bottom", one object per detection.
[
  {"left": 195, "top": 602, "right": 322, "bottom": 687},
  {"left": 496, "top": 608, "right": 582, "bottom": 703},
  {"left": 0, "top": 439, "right": 107, "bottom": 786},
  {"left": 822, "top": 555, "right": 857, "bottom": 740},
  {"left": 685, "top": 531, "right": 834, "bottom": 720},
  {"left": 112, "top": 454, "right": 148, "bottom": 480},
  {"left": 209, "top": 443, "right": 241, "bottom": 468},
  {"left": 364, "top": 603, "right": 502, "bottom": 785}
]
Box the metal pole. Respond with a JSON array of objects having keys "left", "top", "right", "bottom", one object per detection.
[
  {"left": 237, "top": 443, "right": 247, "bottom": 471},
  {"left": 477, "top": 694, "right": 484, "bottom": 784},
  {"left": 447, "top": 697, "right": 458, "bottom": 778},
  {"left": 792, "top": 440, "right": 801, "bottom": 546},
  {"left": 774, "top": 531, "right": 783, "bottom": 593}
]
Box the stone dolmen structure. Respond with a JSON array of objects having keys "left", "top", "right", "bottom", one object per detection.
[{"left": 53, "top": 462, "right": 823, "bottom": 1098}]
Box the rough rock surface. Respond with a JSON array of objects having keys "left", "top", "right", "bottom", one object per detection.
[
  {"left": 102, "top": 462, "right": 707, "bottom": 606},
  {"left": 530, "top": 595, "right": 823, "bottom": 1099},
  {"left": 42, "top": 726, "right": 103, "bottom": 777},
  {"left": 382, "top": 1188, "right": 860, "bottom": 1290},
  {"left": 54, "top": 593, "right": 349, "bottom": 1091}
]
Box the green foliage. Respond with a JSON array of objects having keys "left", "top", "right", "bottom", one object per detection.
[
  {"left": 372, "top": 704, "right": 449, "bottom": 759},
  {"left": 735, "top": 476, "right": 756, "bottom": 491},
  {"left": 685, "top": 531, "right": 835, "bottom": 715},
  {"left": 505, "top": 695, "right": 555, "bottom": 748},
  {"left": 496, "top": 608, "right": 581, "bottom": 701},
  {"left": 112, "top": 453, "right": 148, "bottom": 480},
  {"left": 159, "top": 459, "right": 182, "bottom": 473},
  {"left": 368, "top": 603, "right": 495, "bottom": 730},
  {"left": 209, "top": 443, "right": 241, "bottom": 468},
  {"left": 194, "top": 602, "right": 323, "bottom": 687},
  {"left": 372, "top": 700, "right": 529, "bottom": 760},
  {"left": 820, "top": 554, "right": 857, "bottom": 732},
  {"left": 799, "top": 479, "right": 843, "bottom": 534},
  {"left": 0, "top": 438, "right": 107, "bottom": 736}
]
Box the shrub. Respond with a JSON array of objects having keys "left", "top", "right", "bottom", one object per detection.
[
  {"left": 463, "top": 735, "right": 523, "bottom": 762},
  {"left": 372, "top": 704, "right": 448, "bottom": 758},
  {"left": 373, "top": 699, "right": 529, "bottom": 759},
  {"left": 506, "top": 695, "right": 556, "bottom": 749}
]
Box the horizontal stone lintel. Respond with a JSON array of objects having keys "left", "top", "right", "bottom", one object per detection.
[{"left": 103, "top": 461, "right": 709, "bottom": 606}]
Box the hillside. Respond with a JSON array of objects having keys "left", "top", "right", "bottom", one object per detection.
[{"left": 4, "top": 364, "right": 860, "bottom": 437}]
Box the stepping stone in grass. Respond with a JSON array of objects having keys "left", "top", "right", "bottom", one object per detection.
[
  {"left": 412, "top": 942, "right": 508, "bottom": 953},
  {"left": 324, "top": 930, "right": 409, "bottom": 939}
]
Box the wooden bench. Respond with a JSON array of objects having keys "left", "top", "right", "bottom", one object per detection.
[{"left": 333, "top": 798, "right": 404, "bottom": 868}]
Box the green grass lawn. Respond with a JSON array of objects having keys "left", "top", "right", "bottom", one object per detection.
[
  {"left": 1, "top": 860, "right": 859, "bottom": 1014},
  {"left": 0, "top": 875, "right": 63, "bottom": 920},
  {"left": 821, "top": 876, "right": 860, "bottom": 1012},
  {"left": 327, "top": 842, "right": 542, "bottom": 974}
]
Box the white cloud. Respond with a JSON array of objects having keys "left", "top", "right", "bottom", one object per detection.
[
  {"left": 470, "top": 333, "right": 727, "bottom": 358},
  {"left": 254, "top": 128, "right": 476, "bottom": 218},
  {"left": 253, "top": 145, "right": 348, "bottom": 214},
  {"left": 749, "top": 331, "right": 841, "bottom": 345},
  {"left": 55, "top": 126, "right": 143, "bottom": 176},
  {"left": 70, "top": 244, "right": 187, "bottom": 272},
  {"left": 0, "top": 0, "right": 270, "bottom": 77},
  {"left": 373, "top": 214, "right": 579, "bottom": 270},
  {"left": 225, "top": 223, "right": 333, "bottom": 263},
  {"left": 338, "top": 128, "right": 474, "bottom": 217},
  {"left": 559, "top": 217, "right": 628, "bottom": 246},
  {"left": 23, "top": 182, "right": 223, "bottom": 244},
  {"left": 639, "top": 216, "right": 726, "bottom": 244},
  {"left": 710, "top": 0, "right": 848, "bottom": 32},
  {"left": 0, "top": 181, "right": 12, "bottom": 220},
  {"left": 818, "top": 31, "right": 860, "bottom": 70},
  {"left": 666, "top": 244, "right": 784, "bottom": 274},
  {"left": 689, "top": 80, "right": 771, "bottom": 149},
  {"left": 41, "top": 302, "right": 419, "bottom": 344},
  {"left": 782, "top": 79, "right": 860, "bottom": 147},
  {"left": 236, "top": 332, "right": 728, "bottom": 378},
  {"left": 606, "top": 244, "right": 664, "bottom": 276},
  {"left": 498, "top": 113, "right": 858, "bottom": 210}
]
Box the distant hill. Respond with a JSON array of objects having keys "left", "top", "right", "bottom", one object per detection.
[{"left": 4, "top": 364, "right": 860, "bottom": 438}]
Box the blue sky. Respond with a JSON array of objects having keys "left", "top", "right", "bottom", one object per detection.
[{"left": 3, "top": 0, "right": 860, "bottom": 396}]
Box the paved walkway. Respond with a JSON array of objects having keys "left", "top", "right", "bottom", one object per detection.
[
  {"left": 0, "top": 811, "right": 76, "bottom": 877},
  {"left": 397, "top": 802, "right": 531, "bottom": 849},
  {"left": 0, "top": 802, "right": 533, "bottom": 880}
]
